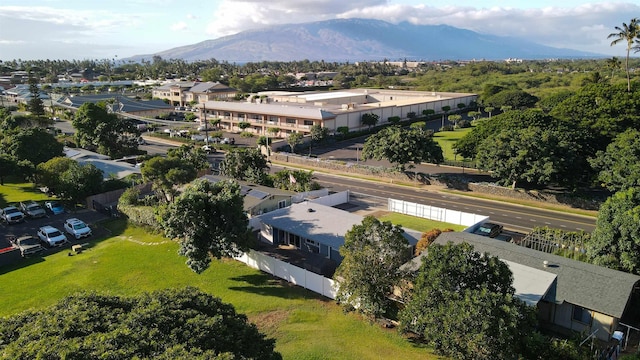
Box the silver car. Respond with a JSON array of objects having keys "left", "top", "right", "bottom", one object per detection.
[{"left": 20, "top": 201, "right": 47, "bottom": 218}]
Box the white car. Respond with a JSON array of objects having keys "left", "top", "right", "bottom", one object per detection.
[
  {"left": 0, "top": 206, "right": 25, "bottom": 224},
  {"left": 64, "top": 218, "right": 92, "bottom": 239},
  {"left": 37, "top": 226, "right": 68, "bottom": 247}
]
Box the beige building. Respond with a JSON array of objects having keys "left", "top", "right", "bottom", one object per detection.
[
  {"left": 198, "top": 88, "right": 477, "bottom": 137},
  {"left": 152, "top": 81, "right": 237, "bottom": 106}
]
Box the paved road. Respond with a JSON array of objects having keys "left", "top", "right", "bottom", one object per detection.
[
  {"left": 304, "top": 170, "right": 596, "bottom": 234},
  {"left": 144, "top": 136, "right": 596, "bottom": 233}
]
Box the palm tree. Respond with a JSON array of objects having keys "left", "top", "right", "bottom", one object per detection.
[
  {"left": 608, "top": 18, "right": 640, "bottom": 92},
  {"left": 605, "top": 57, "right": 622, "bottom": 82}
]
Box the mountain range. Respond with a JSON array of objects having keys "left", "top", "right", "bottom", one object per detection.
[{"left": 129, "top": 18, "right": 602, "bottom": 63}]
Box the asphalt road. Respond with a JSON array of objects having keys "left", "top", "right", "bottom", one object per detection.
[
  {"left": 304, "top": 170, "right": 596, "bottom": 234},
  {"left": 140, "top": 135, "right": 597, "bottom": 234}
]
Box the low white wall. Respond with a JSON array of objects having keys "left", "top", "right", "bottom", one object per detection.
[
  {"left": 388, "top": 198, "right": 489, "bottom": 227},
  {"left": 235, "top": 250, "right": 338, "bottom": 299},
  {"left": 309, "top": 190, "right": 349, "bottom": 207}
]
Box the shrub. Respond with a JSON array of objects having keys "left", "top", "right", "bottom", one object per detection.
[
  {"left": 439, "top": 125, "right": 454, "bottom": 131},
  {"left": 118, "top": 204, "right": 163, "bottom": 232},
  {"left": 336, "top": 126, "right": 350, "bottom": 137},
  {"left": 240, "top": 131, "right": 254, "bottom": 138},
  {"left": 415, "top": 229, "right": 442, "bottom": 256},
  {"left": 388, "top": 116, "right": 401, "bottom": 125}
]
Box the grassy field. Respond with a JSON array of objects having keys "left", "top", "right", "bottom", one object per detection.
[
  {"left": 375, "top": 212, "right": 467, "bottom": 232},
  {"left": 432, "top": 127, "right": 473, "bottom": 161},
  {"left": 0, "top": 180, "right": 54, "bottom": 207},
  {"left": 0, "top": 217, "right": 440, "bottom": 359}
]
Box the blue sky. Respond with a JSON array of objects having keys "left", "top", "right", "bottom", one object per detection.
[{"left": 0, "top": 0, "right": 638, "bottom": 61}]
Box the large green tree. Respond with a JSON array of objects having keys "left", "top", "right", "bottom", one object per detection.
[
  {"left": 36, "top": 157, "right": 104, "bottom": 202},
  {"left": 608, "top": 18, "right": 640, "bottom": 92},
  {"left": 587, "top": 187, "right": 640, "bottom": 274},
  {"left": 0, "top": 153, "right": 17, "bottom": 185},
  {"left": 0, "top": 287, "right": 281, "bottom": 359},
  {"left": 166, "top": 144, "right": 210, "bottom": 172},
  {"left": 483, "top": 88, "right": 539, "bottom": 110},
  {"left": 454, "top": 109, "right": 556, "bottom": 159},
  {"left": 161, "top": 179, "right": 251, "bottom": 273},
  {"left": 219, "top": 147, "right": 269, "bottom": 185},
  {"left": 270, "top": 169, "right": 320, "bottom": 192},
  {"left": 141, "top": 156, "right": 198, "bottom": 202},
  {"left": 399, "top": 242, "right": 535, "bottom": 360},
  {"left": 5, "top": 127, "right": 64, "bottom": 166},
  {"left": 590, "top": 129, "right": 640, "bottom": 192},
  {"left": 27, "top": 76, "right": 45, "bottom": 116},
  {"left": 551, "top": 82, "right": 640, "bottom": 142},
  {"left": 476, "top": 126, "right": 582, "bottom": 189},
  {"left": 334, "top": 216, "right": 411, "bottom": 318},
  {"left": 73, "top": 102, "right": 140, "bottom": 158},
  {"left": 362, "top": 126, "right": 443, "bottom": 171}
]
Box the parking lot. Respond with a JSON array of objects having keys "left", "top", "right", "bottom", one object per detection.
[{"left": 0, "top": 207, "right": 111, "bottom": 258}]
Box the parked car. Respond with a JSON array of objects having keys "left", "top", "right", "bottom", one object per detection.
[
  {"left": 20, "top": 201, "right": 47, "bottom": 218},
  {"left": 473, "top": 222, "right": 503, "bottom": 238},
  {"left": 45, "top": 201, "right": 65, "bottom": 215},
  {"left": 64, "top": 218, "right": 92, "bottom": 239},
  {"left": 14, "top": 235, "right": 44, "bottom": 257},
  {"left": 0, "top": 206, "right": 26, "bottom": 224},
  {"left": 202, "top": 144, "right": 215, "bottom": 154},
  {"left": 37, "top": 225, "right": 68, "bottom": 247}
]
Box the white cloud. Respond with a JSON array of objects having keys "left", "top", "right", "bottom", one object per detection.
[{"left": 171, "top": 21, "right": 189, "bottom": 31}]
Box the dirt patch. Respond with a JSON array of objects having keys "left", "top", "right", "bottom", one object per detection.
[{"left": 249, "top": 309, "right": 290, "bottom": 333}]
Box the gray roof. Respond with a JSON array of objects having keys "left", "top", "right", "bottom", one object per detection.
[
  {"left": 200, "top": 175, "right": 295, "bottom": 212},
  {"left": 258, "top": 202, "right": 364, "bottom": 249},
  {"left": 189, "top": 82, "right": 234, "bottom": 93},
  {"left": 405, "top": 232, "right": 640, "bottom": 318},
  {"left": 59, "top": 94, "right": 171, "bottom": 113},
  {"left": 202, "top": 101, "right": 337, "bottom": 120},
  {"left": 258, "top": 202, "right": 420, "bottom": 249}
]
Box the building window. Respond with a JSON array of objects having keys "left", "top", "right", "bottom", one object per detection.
[
  {"left": 269, "top": 116, "right": 278, "bottom": 122},
  {"left": 278, "top": 200, "right": 287, "bottom": 209},
  {"left": 303, "top": 120, "right": 314, "bottom": 126},
  {"left": 572, "top": 305, "right": 592, "bottom": 324},
  {"left": 305, "top": 239, "right": 319, "bottom": 254},
  {"left": 286, "top": 118, "right": 296, "bottom": 124}
]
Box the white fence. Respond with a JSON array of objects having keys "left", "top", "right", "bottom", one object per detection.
[
  {"left": 388, "top": 198, "right": 488, "bottom": 227},
  {"left": 235, "top": 250, "right": 338, "bottom": 299},
  {"left": 309, "top": 190, "right": 349, "bottom": 207}
]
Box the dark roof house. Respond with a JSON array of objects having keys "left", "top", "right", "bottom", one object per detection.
[{"left": 403, "top": 232, "right": 640, "bottom": 341}]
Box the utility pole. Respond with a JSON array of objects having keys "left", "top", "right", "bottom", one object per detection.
[{"left": 203, "top": 104, "right": 209, "bottom": 148}]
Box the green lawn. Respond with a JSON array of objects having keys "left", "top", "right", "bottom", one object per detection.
[
  {"left": 0, "top": 180, "right": 55, "bottom": 207},
  {"left": 432, "top": 127, "right": 473, "bottom": 161},
  {"left": 376, "top": 212, "right": 467, "bottom": 232},
  {"left": 0, "top": 219, "right": 441, "bottom": 359}
]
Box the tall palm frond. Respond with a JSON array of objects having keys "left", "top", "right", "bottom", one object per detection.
[{"left": 608, "top": 18, "right": 640, "bottom": 92}]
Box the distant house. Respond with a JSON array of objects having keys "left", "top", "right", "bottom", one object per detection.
[
  {"left": 200, "top": 175, "right": 296, "bottom": 218},
  {"left": 402, "top": 232, "right": 640, "bottom": 341},
  {"left": 56, "top": 94, "right": 172, "bottom": 118},
  {"left": 257, "top": 202, "right": 420, "bottom": 265},
  {"left": 64, "top": 147, "right": 141, "bottom": 180},
  {"left": 151, "top": 81, "right": 236, "bottom": 106}
]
